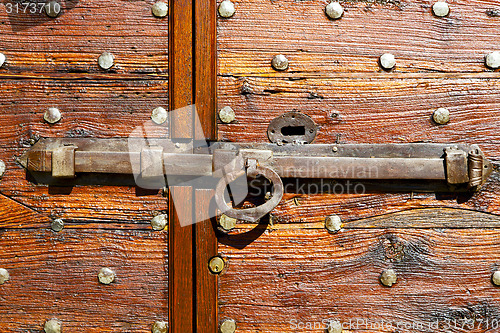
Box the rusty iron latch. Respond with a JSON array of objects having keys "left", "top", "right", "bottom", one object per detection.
[{"left": 19, "top": 138, "right": 494, "bottom": 223}]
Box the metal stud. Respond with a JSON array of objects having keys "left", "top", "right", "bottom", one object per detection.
[
  {"left": 98, "top": 267, "right": 116, "bottom": 285},
  {"left": 327, "top": 320, "right": 343, "bottom": 333},
  {"left": 44, "top": 1, "right": 61, "bottom": 18},
  {"left": 379, "top": 53, "right": 396, "bottom": 70},
  {"left": 151, "top": 214, "right": 168, "bottom": 231},
  {"left": 218, "top": 0, "right": 235, "bottom": 18},
  {"left": 151, "top": 107, "right": 168, "bottom": 125},
  {"left": 492, "top": 271, "right": 500, "bottom": 286},
  {"left": 218, "top": 106, "right": 235, "bottom": 123},
  {"left": 0, "top": 53, "right": 5, "bottom": 67},
  {"left": 98, "top": 52, "right": 114, "bottom": 70},
  {"left": 152, "top": 321, "right": 168, "bottom": 333},
  {"left": 44, "top": 107, "right": 62, "bottom": 124},
  {"left": 432, "top": 108, "right": 450, "bottom": 125},
  {"left": 51, "top": 218, "right": 64, "bottom": 232},
  {"left": 208, "top": 256, "right": 225, "bottom": 274},
  {"left": 152, "top": 1, "right": 168, "bottom": 18},
  {"left": 271, "top": 54, "right": 289, "bottom": 71},
  {"left": 0, "top": 160, "right": 5, "bottom": 178},
  {"left": 432, "top": 1, "right": 450, "bottom": 17},
  {"left": 0, "top": 268, "right": 9, "bottom": 285},
  {"left": 219, "top": 319, "right": 236, "bottom": 333},
  {"left": 44, "top": 319, "right": 61, "bottom": 333},
  {"left": 380, "top": 269, "right": 397, "bottom": 287},
  {"left": 485, "top": 51, "right": 500, "bottom": 69},
  {"left": 325, "top": 2, "right": 344, "bottom": 20},
  {"left": 325, "top": 214, "right": 342, "bottom": 233},
  {"left": 218, "top": 214, "right": 237, "bottom": 231}
]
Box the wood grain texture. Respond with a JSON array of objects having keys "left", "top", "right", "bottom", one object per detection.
[
  {"left": 0, "top": 0, "right": 168, "bottom": 75},
  {"left": 218, "top": 224, "right": 500, "bottom": 332},
  {"left": 0, "top": 228, "right": 168, "bottom": 332}
]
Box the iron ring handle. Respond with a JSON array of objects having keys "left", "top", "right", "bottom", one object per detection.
[{"left": 215, "top": 164, "right": 284, "bottom": 223}]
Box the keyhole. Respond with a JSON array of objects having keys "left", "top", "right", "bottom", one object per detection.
[{"left": 281, "top": 126, "right": 305, "bottom": 136}]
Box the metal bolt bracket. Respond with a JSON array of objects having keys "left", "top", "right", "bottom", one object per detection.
[
  {"left": 44, "top": 1, "right": 61, "bottom": 18},
  {"left": 485, "top": 51, "right": 500, "bottom": 69},
  {"left": 151, "top": 214, "right": 168, "bottom": 231},
  {"left": 0, "top": 268, "right": 9, "bottom": 284},
  {"left": 218, "top": 0, "right": 235, "bottom": 18},
  {"left": 432, "top": 1, "right": 450, "bottom": 17},
  {"left": 218, "top": 214, "right": 237, "bottom": 231},
  {"left": 209, "top": 256, "right": 225, "bottom": 274},
  {"left": 44, "top": 319, "right": 62, "bottom": 333},
  {"left": 151, "top": 107, "right": 168, "bottom": 125},
  {"left": 0, "top": 53, "right": 5, "bottom": 67},
  {"left": 325, "top": 215, "right": 343, "bottom": 233},
  {"left": 98, "top": 267, "right": 116, "bottom": 285},
  {"left": 271, "top": 54, "right": 289, "bottom": 71},
  {"left": 380, "top": 269, "right": 397, "bottom": 287},
  {"left": 219, "top": 319, "right": 236, "bottom": 333},
  {"left": 492, "top": 271, "right": 500, "bottom": 286},
  {"left": 379, "top": 53, "right": 396, "bottom": 70},
  {"left": 152, "top": 321, "right": 168, "bottom": 333},
  {"left": 98, "top": 52, "right": 114, "bottom": 70},
  {"left": 325, "top": 2, "right": 344, "bottom": 19},
  {"left": 219, "top": 106, "right": 236, "bottom": 123},
  {"left": 51, "top": 219, "right": 64, "bottom": 232},
  {"left": 152, "top": 1, "right": 168, "bottom": 18},
  {"left": 433, "top": 108, "right": 450, "bottom": 125},
  {"left": 44, "top": 107, "right": 62, "bottom": 124}
]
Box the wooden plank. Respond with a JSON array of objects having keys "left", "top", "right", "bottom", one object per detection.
[
  {"left": 218, "top": 225, "right": 500, "bottom": 332},
  {"left": 0, "top": 228, "right": 168, "bottom": 332},
  {"left": 0, "top": 0, "right": 168, "bottom": 75},
  {"left": 195, "top": 190, "right": 218, "bottom": 333},
  {"left": 217, "top": 0, "right": 500, "bottom": 75}
]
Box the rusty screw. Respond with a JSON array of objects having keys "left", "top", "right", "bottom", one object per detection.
[
  {"left": 0, "top": 53, "right": 5, "bottom": 67},
  {"left": 44, "top": 107, "right": 62, "bottom": 124},
  {"left": 151, "top": 106, "right": 168, "bottom": 125},
  {"left": 151, "top": 214, "right": 168, "bottom": 231},
  {"left": 98, "top": 267, "right": 116, "bottom": 285},
  {"left": 492, "top": 271, "right": 500, "bottom": 286},
  {"left": 152, "top": 1, "right": 168, "bottom": 18},
  {"left": 44, "top": 1, "right": 61, "bottom": 18},
  {"left": 327, "top": 320, "right": 343, "bottom": 333},
  {"left": 271, "top": 54, "right": 289, "bottom": 71},
  {"left": 209, "top": 256, "right": 225, "bottom": 274},
  {"left": 218, "top": 0, "right": 235, "bottom": 18},
  {"left": 379, "top": 53, "right": 396, "bottom": 70},
  {"left": 152, "top": 321, "right": 168, "bottom": 333},
  {"left": 218, "top": 106, "right": 235, "bottom": 123},
  {"left": 51, "top": 219, "right": 64, "bottom": 232},
  {"left": 219, "top": 319, "right": 236, "bottom": 333},
  {"left": 325, "top": 214, "right": 342, "bottom": 233},
  {"left": 380, "top": 269, "right": 397, "bottom": 287},
  {"left": 44, "top": 319, "right": 61, "bottom": 333},
  {"left": 98, "top": 52, "right": 114, "bottom": 70},
  {"left": 325, "top": 2, "right": 344, "bottom": 19},
  {"left": 0, "top": 268, "right": 9, "bottom": 284},
  {"left": 485, "top": 51, "right": 500, "bottom": 69},
  {"left": 432, "top": 1, "right": 449, "bottom": 17},
  {"left": 432, "top": 107, "right": 450, "bottom": 125}
]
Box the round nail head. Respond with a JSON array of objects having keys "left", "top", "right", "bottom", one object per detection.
[
  {"left": 271, "top": 54, "right": 289, "bottom": 71},
  {"left": 0, "top": 53, "right": 5, "bottom": 67},
  {"left": 219, "top": 214, "right": 237, "bottom": 231},
  {"left": 44, "top": 1, "right": 61, "bottom": 18},
  {"left": 51, "top": 219, "right": 64, "bottom": 232},
  {"left": 152, "top": 1, "right": 168, "bottom": 17},
  {"left": 218, "top": 106, "right": 235, "bottom": 123},
  {"left": 0, "top": 268, "right": 9, "bottom": 284},
  {"left": 44, "top": 107, "right": 62, "bottom": 124},
  {"left": 209, "top": 256, "right": 225, "bottom": 274},
  {"left": 485, "top": 51, "right": 500, "bottom": 69},
  {"left": 152, "top": 321, "right": 168, "bottom": 333},
  {"left": 379, "top": 53, "right": 396, "bottom": 70},
  {"left": 0, "top": 160, "right": 6, "bottom": 178},
  {"left": 219, "top": 319, "right": 236, "bottom": 333},
  {"left": 492, "top": 271, "right": 500, "bottom": 286},
  {"left": 151, "top": 106, "right": 168, "bottom": 125},
  {"left": 433, "top": 108, "right": 450, "bottom": 125},
  {"left": 325, "top": 2, "right": 344, "bottom": 19},
  {"left": 380, "top": 269, "right": 397, "bottom": 287},
  {"left": 218, "top": 0, "right": 235, "bottom": 18},
  {"left": 44, "top": 319, "right": 61, "bottom": 333},
  {"left": 327, "top": 320, "right": 343, "bottom": 333},
  {"left": 98, "top": 52, "right": 114, "bottom": 70},
  {"left": 151, "top": 214, "right": 168, "bottom": 231},
  {"left": 98, "top": 267, "right": 116, "bottom": 285},
  {"left": 432, "top": 1, "right": 450, "bottom": 17},
  {"left": 325, "top": 215, "right": 342, "bottom": 233}
]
